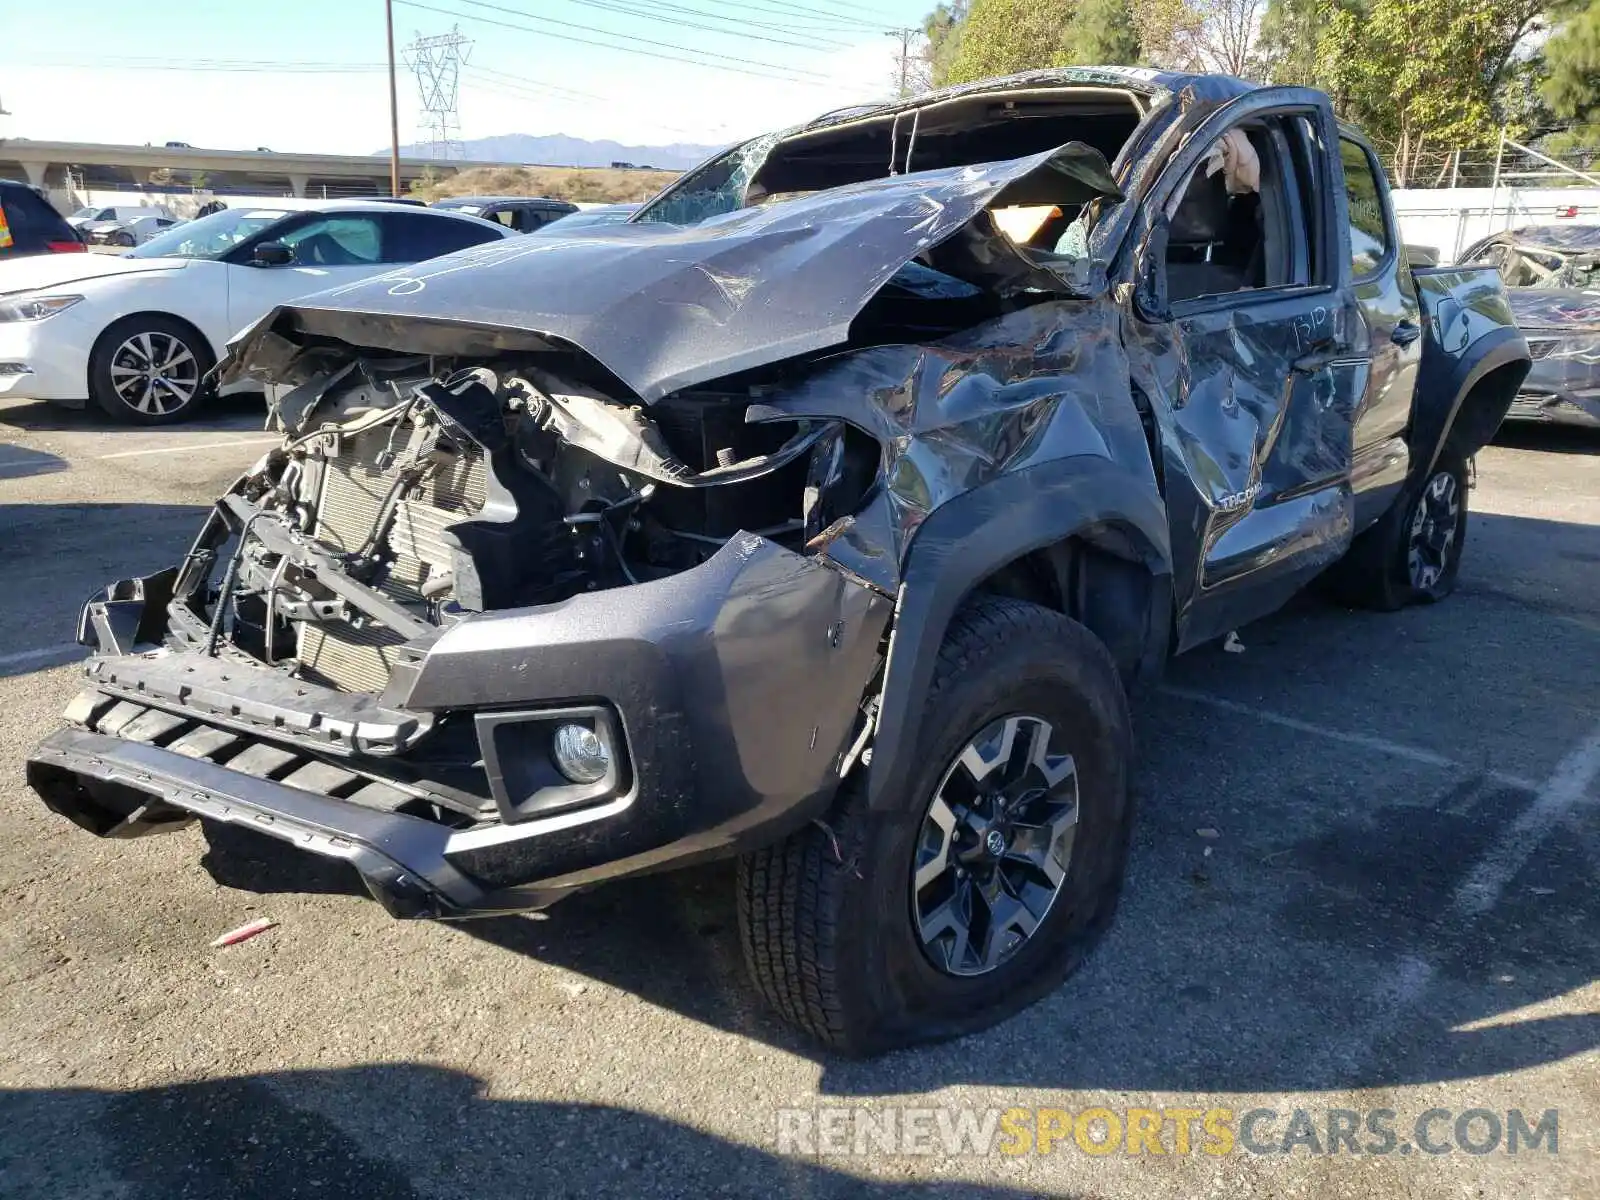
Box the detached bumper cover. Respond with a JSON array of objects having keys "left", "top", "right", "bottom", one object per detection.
[
  {"left": 27, "top": 536, "right": 893, "bottom": 916},
  {"left": 28, "top": 727, "right": 482, "bottom": 918},
  {"left": 1506, "top": 388, "right": 1600, "bottom": 428}
]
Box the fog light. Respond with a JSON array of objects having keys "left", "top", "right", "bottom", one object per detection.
[{"left": 551, "top": 723, "right": 609, "bottom": 784}]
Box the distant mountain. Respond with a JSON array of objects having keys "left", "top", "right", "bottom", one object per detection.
[{"left": 383, "top": 133, "right": 724, "bottom": 170}]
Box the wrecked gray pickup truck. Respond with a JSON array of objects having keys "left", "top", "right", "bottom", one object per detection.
[{"left": 27, "top": 68, "right": 1529, "bottom": 1054}]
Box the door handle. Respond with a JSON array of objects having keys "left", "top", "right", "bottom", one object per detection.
[{"left": 1391, "top": 320, "right": 1422, "bottom": 347}]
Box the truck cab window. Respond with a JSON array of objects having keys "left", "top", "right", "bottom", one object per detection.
[
  {"left": 1340, "top": 137, "right": 1391, "bottom": 277},
  {"left": 1163, "top": 119, "right": 1308, "bottom": 304}
]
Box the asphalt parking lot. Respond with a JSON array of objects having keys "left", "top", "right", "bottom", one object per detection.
[{"left": 0, "top": 394, "right": 1595, "bottom": 1199}]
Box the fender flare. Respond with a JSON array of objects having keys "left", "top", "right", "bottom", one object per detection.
[
  {"left": 1410, "top": 325, "right": 1530, "bottom": 478},
  {"left": 864, "top": 457, "right": 1172, "bottom": 810}
]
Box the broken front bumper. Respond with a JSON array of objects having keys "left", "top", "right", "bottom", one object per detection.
[
  {"left": 29, "top": 726, "right": 484, "bottom": 917},
  {"left": 1506, "top": 388, "right": 1600, "bottom": 428},
  {"left": 26, "top": 536, "right": 892, "bottom": 917}
]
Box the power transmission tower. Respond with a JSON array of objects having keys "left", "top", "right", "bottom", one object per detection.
[{"left": 404, "top": 26, "right": 472, "bottom": 160}]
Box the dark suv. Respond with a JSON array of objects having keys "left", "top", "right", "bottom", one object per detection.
[
  {"left": 0, "top": 181, "right": 84, "bottom": 259},
  {"left": 429, "top": 195, "right": 578, "bottom": 233}
]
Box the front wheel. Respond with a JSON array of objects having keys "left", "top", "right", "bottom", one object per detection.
[
  {"left": 737, "top": 596, "right": 1135, "bottom": 1055},
  {"left": 89, "top": 316, "right": 213, "bottom": 425},
  {"left": 1324, "top": 449, "right": 1469, "bottom": 610}
]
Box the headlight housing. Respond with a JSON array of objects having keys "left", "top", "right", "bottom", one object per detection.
[{"left": 0, "top": 295, "right": 84, "bottom": 323}]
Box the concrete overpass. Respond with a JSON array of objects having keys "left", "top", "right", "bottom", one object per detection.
[{"left": 0, "top": 139, "right": 523, "bottom": 199}]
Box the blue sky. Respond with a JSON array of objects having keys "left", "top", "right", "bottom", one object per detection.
[{"left": 0, "top": 0, "right": 932, "bottom": 153}]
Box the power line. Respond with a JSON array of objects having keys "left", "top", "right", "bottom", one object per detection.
[
  {"left": 437, "top": 0, "right": 833, "bottom": 77},
  {"left": 553, "top": 0, "right": 871, "bottom": 39},
  {"left": 461, "top": 69, "right": 708, "bottom": 138},
  {"left": 786, "top": 0, "right": 909, "bottom": 25},
  {"left": 681, "top": 0, "right": 889, "bottom": 33},
  {"left": 394, "top": 0, "right": 833, "bottom": 84},
  {"left": 549, "top": 0, "right": 846, "bottom": 50},
  {"left": 469, "top": 64, "right": 609, "bottom": 103}
]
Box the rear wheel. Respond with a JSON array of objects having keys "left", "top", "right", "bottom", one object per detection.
[
  {"left": 737, "top": 595, "right": 1134, "bottom": 1055},
  {"left": 89, "top": 315, "right": 213, "bottom": 425},
  {"left": 1325, "top": 449, "right": 1469, "bottom": 610}
]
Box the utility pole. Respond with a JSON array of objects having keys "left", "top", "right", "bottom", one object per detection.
[
  {"left": 386, "top": 0, "right": 401, "bottom": 195},
  {"left": 888, "top": 28, "right": 915, "bottom": 100}
]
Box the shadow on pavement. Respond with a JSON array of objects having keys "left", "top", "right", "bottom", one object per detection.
[
  {"left": 0, "top": 502, "right": 209, "bottom": 679},
  {"left": 1490, "top": 422, "right": 1600, "bottom": 455},
  {"left": 0, "top": 444, "right": 69, "bottom": 480},
  {"left": 0, "top": 390, "right": 266, "bottom": 434},
  {"left": 199, "top": 820, "right": 372, "bottom": 901},
  {"left": 167, "top": 509, "right": 1600, "bottom": 1099},
  {"left": 0, "top": 1065, "right": 1054, "bottom": 1200}
]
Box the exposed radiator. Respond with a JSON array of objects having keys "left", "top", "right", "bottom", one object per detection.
[
  {"left": 297, "top": 621, "right": 409, "bottom": 695},
  {"left": 296, "top": 425, "right": 490, "bottom": 693}
]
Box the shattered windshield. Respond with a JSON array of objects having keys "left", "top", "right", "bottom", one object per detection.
[
  {"left": 634, "top": 134, "right": 780, "bottom": 226},
  {"left": 1499, "top": 243, "right": 1600, "bottom": 290}
]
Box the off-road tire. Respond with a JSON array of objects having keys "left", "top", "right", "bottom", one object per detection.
[
  {"left": 1324, "top": 448, "right": 1470, "bottom": 611},
  {"left": 89, "top": 314, "right": 214, "bottom": 426},
  {"left": 736, "top": 595, "right": 1135, "bottom": 1056}
]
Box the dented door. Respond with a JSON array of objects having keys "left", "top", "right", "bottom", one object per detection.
[
  {"left": 1152, "top": 294, "right": 1363, "bottom": 648},
  {"left": 1127, "top": 90, "right": 1364, "bottom": 650}
]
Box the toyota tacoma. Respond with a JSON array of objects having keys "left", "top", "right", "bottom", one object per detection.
[{"left": 27, "top": 69, "right": 1530, "bottom": 1055}]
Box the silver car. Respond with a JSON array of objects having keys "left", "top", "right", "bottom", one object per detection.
[{"left": 84, "top": 214, "right": 184, "bottom": 248}]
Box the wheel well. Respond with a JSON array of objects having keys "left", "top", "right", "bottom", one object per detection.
[
  {"left": 969, "top": 527, "right": 1166, "bottom": 685},
  {"left": 88, "top": 312, "right": 218, "bottom": 391},
  {"left": 1444, "top": 360, "right": 1525, "bottom": 460}
]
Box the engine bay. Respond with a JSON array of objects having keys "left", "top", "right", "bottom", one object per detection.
[{"left": 196, "top": 357, "right": 879, "bottom": 694}]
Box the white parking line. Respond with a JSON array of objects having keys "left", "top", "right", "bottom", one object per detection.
[
  {"left": 97, "top": 436, "right": 279, "bottom": 460},
  {"left": 1178, "top": 687, "right": 1600, "bottom": 1080},
  {"left": 0, "top": 644, "right": 83, "bottom": 670},
  {"left": 1453, "top": 721, "right": 1600, "bottom": 916},
  {"left": 1306, "top": 952, "right": 1435, "bottom": 1081},
  {"left": 1157, "top": 685, "right": 1538, "bottom": 791}
]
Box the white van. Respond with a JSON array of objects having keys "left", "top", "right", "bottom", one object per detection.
[{"left": 66, "top": 204, "right": 172, "bottom": 230}]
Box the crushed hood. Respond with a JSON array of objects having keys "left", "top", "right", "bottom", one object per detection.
[{"left": 221, "top": 143, "right": 1122, "bottom": 403}]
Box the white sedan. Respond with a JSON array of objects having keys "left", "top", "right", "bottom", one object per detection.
[{"left": 0, "top": 199, "right": 513, "bottom": 424}]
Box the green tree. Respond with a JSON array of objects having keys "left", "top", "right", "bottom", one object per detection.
[
  {"left": 1131, "top": 0, "right": 1204, "bottom": 68},
  {"left": 923, "top": 1, "right": 970, "bottom": 87},
  {"left": 1543, "top": 2, "right": 1600, "bottom": 122},
  {"left": 926, "top": 0, "right": 1208, "bottom": 79},
  {"left": 1256, "top": 0, "right": 1328, "bottom": 85},
  {"left": 1063, "top": 0, "right": 1143, "bottom": 63},
  {"left": 1316, "top": 0, "right": 1543, "bottom": 186},
  {"left": 945, "top": 0, "right": 1079, "bottom": 83}
]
